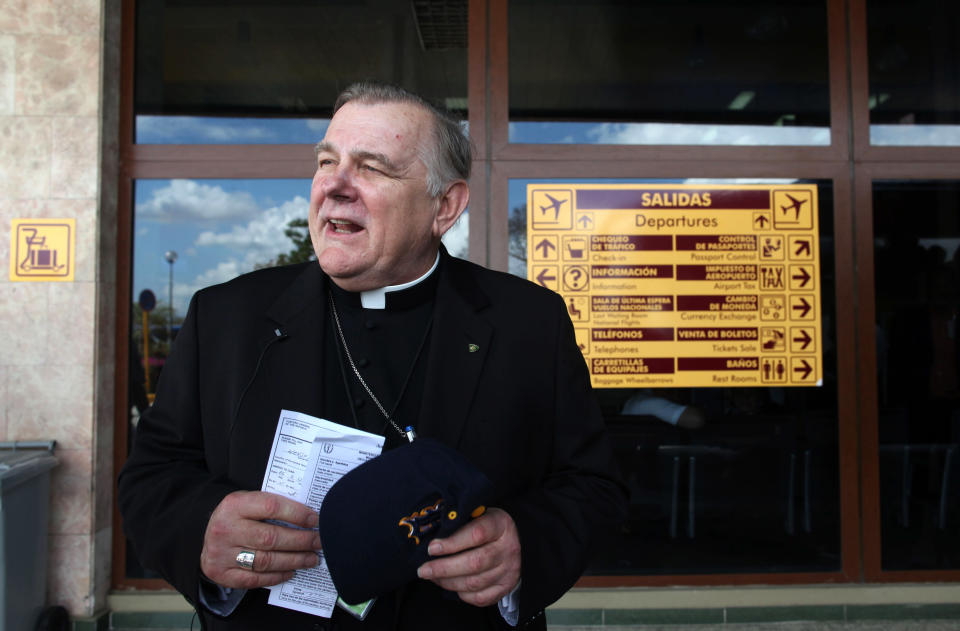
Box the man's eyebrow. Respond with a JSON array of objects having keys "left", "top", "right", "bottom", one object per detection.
[
  {"left": 350, "top": 149, "right": 403, "bottom": 174},
  {"left": 313, "top": 143, "right": 403, "bottom": 174}
]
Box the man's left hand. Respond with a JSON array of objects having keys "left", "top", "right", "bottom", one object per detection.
[{"left": 416, "top": 507, "right": 521, "bottom": 607}]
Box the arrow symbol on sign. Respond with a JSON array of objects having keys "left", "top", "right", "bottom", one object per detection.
[
  {"left": 535, "top": 238, "right": 556, "bottom": 258},
  {"left": 792, "top": 267, "right": 812, "bottom": 288},
  {"left": 793, "top": 359, "right": 813, "bottom": 380},
  {"left": 577, "top": 215, "right": 593, "bottom": 229},
  {"left": 794, "top": 239, "right": 811, "bottom": 257},
  {"left": 792, "top": 329, "right": 813, "bottom": 350},
  {"left": 792, "top": 297, "right": 812, "bottom": 318},
  {"left": 536, "top": 268, "right": 557, "bottom": 287},
  {"left": 755, "top": 215, "right": 770, "bottom": 229}
]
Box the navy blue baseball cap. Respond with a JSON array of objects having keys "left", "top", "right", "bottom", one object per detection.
[{"left": 319, "top": 438, "right": 494, "bottom": 604}]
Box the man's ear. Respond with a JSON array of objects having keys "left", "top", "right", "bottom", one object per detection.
[{"left": 432, "top": 180, "right": 470, "bottom": 238}]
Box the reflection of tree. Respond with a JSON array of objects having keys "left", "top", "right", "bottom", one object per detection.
[
  {"left": 256, "top": 218, "right": 316, "bottom": 269},
  {"left": 509, "top": 204, "right": 528, "bottom": 264}
]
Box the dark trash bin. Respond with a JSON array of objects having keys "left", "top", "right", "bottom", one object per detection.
[{"left": 0, "top": 441, "right": 64, "bottom": 631}]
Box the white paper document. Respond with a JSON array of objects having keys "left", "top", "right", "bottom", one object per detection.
[{"left": 261, "top": 409, "right": 383, "bottom": 617}]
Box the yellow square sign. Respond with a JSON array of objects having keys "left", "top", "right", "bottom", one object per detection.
[{"left": 10, "top": 218, "right": 76, "bottom": 282}]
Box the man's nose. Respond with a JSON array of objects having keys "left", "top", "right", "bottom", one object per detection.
[{"left": 320, "top": 165, "right": 357, "bottom": 201}]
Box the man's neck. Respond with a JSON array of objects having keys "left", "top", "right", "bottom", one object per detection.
[{"left": 358, "top": 252, "right": 441, "bottom": 309}]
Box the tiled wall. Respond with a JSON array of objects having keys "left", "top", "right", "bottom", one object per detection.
[{"left": 0, "top": 0, "right": 111, "bottom": 618}]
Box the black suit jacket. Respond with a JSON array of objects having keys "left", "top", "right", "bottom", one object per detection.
[{"left": 119, "top": 251, "right": 626, "bottom": 630}]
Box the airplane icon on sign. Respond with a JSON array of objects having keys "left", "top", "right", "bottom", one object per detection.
[
  {"left": 540, "top": 194, "right": 568, "bottom": 220},
  {"left": 780, "top": 194, "right": 807, "bottom": 220}
]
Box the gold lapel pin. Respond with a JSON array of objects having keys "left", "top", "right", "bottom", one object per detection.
[{"left": 468, "top": 343, "right": 479, "bottom": 353}]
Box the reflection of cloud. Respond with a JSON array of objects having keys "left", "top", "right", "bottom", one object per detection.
[
  {"left": 194, "top": 196, "right": 309, "bottom": 262},
  {"left": 138, "top": 180, "right": 261, "bottom": 223},
  {"left": 585, "top": 122, "right": 830, "bottom": 146},
  {"left": 170, "top": 261, "right": 245, "bottom": 312},
  {"left": 185, "top": 202, "right": 464, "bottom": 306},
  {"left": 508, "top": 255, "right": 526, "bottom": 278},
  {"left": 173, "top": 280, "right": 202, "bottom": 311},
  {"left": 511, "top": 121, "right": 829, "bottom": 146},
  {"left": 136, "top": 116, "right": 331, "bottom": 144},
  {"left": 137, "top": 116, "right": 281, "bottom": 143},
  {"left": 194, "top": 260, "right": 245, "bottom": 288},
  {"left": 441, "top": 211, "right": 469, "bottom": 258},
  {"left": 871, "top": 125, "right": 960, "bottom": 146}
]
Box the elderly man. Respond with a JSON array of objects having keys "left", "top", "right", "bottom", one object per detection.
[{"left": 119, "top": 82, "right": 625, "bottom": 631}]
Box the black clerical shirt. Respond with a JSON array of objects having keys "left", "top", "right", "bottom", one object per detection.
[{"left": 323, "top": 266, "right": 439, "bottom": 452}]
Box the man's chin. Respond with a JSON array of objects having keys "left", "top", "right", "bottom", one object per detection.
[
  {"left": 318, "top": 248, "right": 360, "bottom": 273},
  {"left": 317, "top": 257, "right": 376, "bottom": 292}
]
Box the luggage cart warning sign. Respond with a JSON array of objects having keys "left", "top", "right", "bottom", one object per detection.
[{"left": 10, "top": 218, "right": 75, "bottom": 282}]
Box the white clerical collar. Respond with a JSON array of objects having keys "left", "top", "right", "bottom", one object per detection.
[{"left": 359, "top": 252, "right": 440, "bottom": 309}]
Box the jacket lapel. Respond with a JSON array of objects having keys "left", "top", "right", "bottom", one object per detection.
[
  {"left": 419, "top": 253, "right": 493, "bottom": 449},
  {"left": 263, "top": 264, "right": 330, "bottom": 418},
  {"left": 228, "top": 264, "right": 330, "bottom": 486}
]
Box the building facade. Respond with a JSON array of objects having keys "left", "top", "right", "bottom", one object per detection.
[{"left": 2, "top": 0, "right": 960, "bottom": 626}]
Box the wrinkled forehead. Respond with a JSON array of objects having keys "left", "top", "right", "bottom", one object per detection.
[{"left": 321, "top": 101, "right": 433, "bottom": 163}]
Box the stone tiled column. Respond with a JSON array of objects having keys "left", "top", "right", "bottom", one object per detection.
[{"left": 0, "top": 0, "right": 114, "bottom": 619}]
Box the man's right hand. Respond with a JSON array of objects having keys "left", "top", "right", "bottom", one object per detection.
[{"left": 200, "top": 490, "right": 322, "bottom": 589}]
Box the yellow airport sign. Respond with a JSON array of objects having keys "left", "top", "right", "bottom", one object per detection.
[{"left": 526, "top": 184, "right": 822, "bottom": 388}]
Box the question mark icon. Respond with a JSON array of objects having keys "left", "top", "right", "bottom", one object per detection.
[{"left": 565, "top": 266, "right": 587, "bottom": 291}]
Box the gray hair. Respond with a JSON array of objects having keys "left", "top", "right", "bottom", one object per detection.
[{"left": 332, "top": 82, "right": 471, "bottom": 198}]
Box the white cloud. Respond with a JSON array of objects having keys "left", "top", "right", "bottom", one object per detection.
[
  {"left": 586, "top": 122, "right": 830, "bottom": 146},
  {"left": 509, "top": 254, "right": 526, "bottom": 278},
  {"left": 170, "top": 260, "right": 244, "bottom": 310},
  {"left": 871, "top": 125, "right": 960, "bottom": 146},
  {"left": 441, "top": 211, "right": 469, "bottom": 259},
  {"left": 194, "top": 260, "right": 245, "bottom": 288},
  {"left": 138, "top": 180, "right": 262, "bottom": 223},
  {"left": 194, "top": 196, "right": 309, "bottom": 262},
  {"left": 137, "top": 116, "right": 277, "bottom": 143},
  {"left": 182, "top": 197, "right": 470, "bottom": 309}
]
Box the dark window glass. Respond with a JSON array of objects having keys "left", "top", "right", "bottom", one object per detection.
[
  {"left": 868, "top": 1, "right": 960, "bottom": 145},
  {"left": 508, "top": 1, "right": 830, "bottom": 146},
  {"left": 125, "top": 177, "right": 310, "bottom": 577},
  {"left": 873, "top": 181, "right": 960, "bottom": 570},
  {"left": 508, "top": 178, "right": 841, "bottom": 574},
  {"left": 134, "top": 0, "right": 467, "bottom": 143}
]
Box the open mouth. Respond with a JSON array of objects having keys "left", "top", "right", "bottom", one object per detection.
[{"left": 328, "top": 218, "right": 363, "bottom": 234}]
